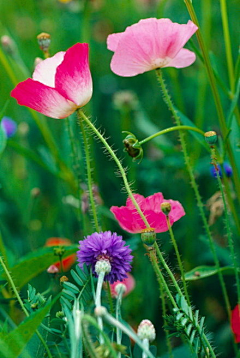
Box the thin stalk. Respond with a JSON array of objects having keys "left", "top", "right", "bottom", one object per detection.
[
  {"left": 77, "top": 110, "right": 100, "bottom": 232},
  {"left": 183, "top": 0, "right": 240, "bottom": 202},
  {"left": 142, "top": 338, "right": 149, "bottom": 358},
  {"left": 116, "top": 286, "right": 124, "bottom": 358},
  {"left": 166, "top": 216, "right": 190, "bottom": 306},
  {"left": 106, "top": 281, "right": 114, "bottom": 315},
  {"left": 0, "top": 256, "right": 53, "bottom": 358},
  {"left": 139, "top": 125, "right": 204, "bottom": 146},
  {"left": 210, "top": 148, "right": 240, "bottom": 303},
  {"left": 156, "top": 69, "right": 231, "bottom": 321},
  {"left": 79, "top": 110, "right": 149, "bottom": 228},
  {"left": 219, "top": 0, "right": 235, "bottom": 93},
  {"left": 95, "top": 271, "right": 105, "bottom": 344}
]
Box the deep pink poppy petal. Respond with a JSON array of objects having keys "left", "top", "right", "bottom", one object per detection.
[
  {"left": 33, "top": 51, "right": 65, "bottom": 87},
  {"left": 165, "top": 48, "right": 196, "bottom": 68},
  {"left": 143, "top": 192, "right": 164, "bottom": 212},
  {"left": 55, "top": 43, "right": 92, "bottom": 107},
  {"left": 126, "top": 194, "right": 145, "bottom": 209},
  {"left": 143, "top": 210, "right": 169, "bottom": 232},
  {"left": 11, "top": 79, "right": 77, "bottom": 119},
  {"left": 231, "top": 305, "right": 240, "bottom": 342},
  {"left": 110, "top": 206, "right": 146, "bottom": 233}
]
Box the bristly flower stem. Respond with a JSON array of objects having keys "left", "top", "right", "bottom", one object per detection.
[
  {"left": 210, "top": 147, "right": 240, "bottom": 304},
  {"left": 166, "top": 216, "right": 191, "bottom": 306},
  {"left": 156, "top": 68, "right": 231, "bottom": 321},
  {"left": 77, "top": 109, "right": 101, "bottom": 232}
]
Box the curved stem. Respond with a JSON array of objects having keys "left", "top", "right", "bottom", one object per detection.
[
  {"left": 166, "top": 217, "right": 191, "bottom": 306},
  {"left": 139, "top": 125, "right": 205, "bottom": 146},
  {"left": 183, "top": 0, "right": 240, "bottom": 202},
  {"left": 77, "top": 110, "right": 100, "bottom": 232},
  {"left": 79, "top": 109, "right": 150, "bottom": 228}
]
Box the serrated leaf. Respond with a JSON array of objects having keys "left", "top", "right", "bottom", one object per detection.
[
  {"left": 184, "top": 265, "right": 236, "bottom": 281},
  {"left": 0, "top": 297, "right": 56, "bottom": 358},
  {"left": 1, "top": 245, "right": 78, "bottom": 289}
]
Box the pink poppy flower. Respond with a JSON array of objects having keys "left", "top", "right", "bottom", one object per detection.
[
  {"left": 107, "top": 18, "right": 198, "bottom": 77},
  {"left": 109, "top": 273, "right": 135, "bottom": 297},
  {"left": 231, "top": 305, "right": 240, "bottom": 343},
  {"left": 11, "top": 43, "right": 92, "bottom": 119},
  {"left": 110, "top": 192, "right": 185, "bottom": 233}
]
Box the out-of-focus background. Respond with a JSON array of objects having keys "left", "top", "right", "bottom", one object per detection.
[{"left": 0, "top": 0, "right": 239, "bottom": 356}]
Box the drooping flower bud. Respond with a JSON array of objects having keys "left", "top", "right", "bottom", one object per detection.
[
  {"left": 141, "top": 228, "right": 156, "bottom": 246},
  {"left": 204, "top": 131, "right": 217, "bottom": 145},
  {"left": 95, "top": 259, "right": 111, "bottom": 275},
  {"left": 37, "top": 32, "right": 51, "bottom": 53},
  {"left": 160, "top": 202, "right": 172, "bottom": 216},
  {"left": 123, "top": 131, "right": 143, "bottom": 161},
  {"left": 137, "top": 319, "right": 156, "bottom": 341}
]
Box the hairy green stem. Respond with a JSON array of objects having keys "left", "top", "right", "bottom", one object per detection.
[
  {"left": 210, "top": 148, "right": 240, "bottom": 303},
  {"left": 0, "top": 256, "right": 53, "bottom": 358},
  {"left": 183, "top": 0, "right": 240, "bottom": 202},
  {"left": 79, "top": 109, "right": 149, "bottom": 228},
  {"left": 156, "top": 69, "right": 231, "bottom": 321},
  {"left": 139, "top": 125, "right": 204, "bottom": 146},
  {"left": 166, "top": 217, "right": 190, "bottom": 306},
  {"left": 77, "top": 110, "right": 100, "bottom": 232}
]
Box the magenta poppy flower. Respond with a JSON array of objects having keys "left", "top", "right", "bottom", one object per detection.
[
  {"left": 11, "top": 43, "right": 92, "bottom": 119},
  {"left": 107, "top": 18, "right": 198, "bottom": 77},
  {"left": 110, "top": 193, "right": 185, "bottom": 233},
  {"left": 231, "top": 305, "right": 240, "bottom": 343}
]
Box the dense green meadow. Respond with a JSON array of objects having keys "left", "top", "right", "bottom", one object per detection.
[{"left": 0, "top": 0, "right": 239, "bottom": 357}]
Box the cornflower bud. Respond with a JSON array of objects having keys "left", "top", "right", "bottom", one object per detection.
[
  {"left": 95, "top": 259, "right": 111, "bottom": 275},
  {"left": 115, "top": 282, "right": 127, "bottom": 295},
  {"left": 137, "top": 319, "right": 156, "bottom": 341}
]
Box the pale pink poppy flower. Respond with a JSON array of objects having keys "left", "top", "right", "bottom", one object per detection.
[
  {"left": 110, "top": 192, "right": 185, "bottom": 233},
  {"left": 107, "top": 18, "right": 198, "bottom": 77},
  {"left": 11, "top": 43, "right": 92, "bottom": 119},
  {"left": 110, "top": 273, "right": 135, "bottom": 297}
]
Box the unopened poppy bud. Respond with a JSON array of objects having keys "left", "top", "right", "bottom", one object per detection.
[
  {"left": 137, "top": 319, "right": 156, "bottom": 341},
  {"left": 1, "top": 35, "right": 16, "bottom": 55},
  {"left": 94, "top": 306, "right": 107, "bottom": 317},
  {"left": 123, "top": 132, "right": 143, "bottom": 161},
  {"left": 141, "top": 228, "right": 156, "bottom": 246},
  {"left": 31, "top": 187, "right": 41, "bottom": 198},
  {"left": 60, "top": 275, "right": 69, "bottom": 283},
  {"left": 204, "top": 131, "right": 217, "bottom": 145},
  {"left": 47, "top": 265, "right": 59, "bottom": 274},
  {"left": 95, "top": 259, "right": 111, "bottom": 275},
  {"left": 37, "top": 32, "right": 51, "bottom": 52},
  {"left": 161, "top": 202, "right": 171, "bottom": 216}
]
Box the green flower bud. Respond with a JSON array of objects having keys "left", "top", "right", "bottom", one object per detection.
[
  {"left": 204, "top": 131, "right": 217, "bottom": 145},
  {"left": 160, "top": 202, "right": 171, "bottom": 216},
  {"left": 123, "top": 131, "right": 143, "bottom": 162},
  {"left": 141, "top": 228, "right": 156, "bottom": 246}
]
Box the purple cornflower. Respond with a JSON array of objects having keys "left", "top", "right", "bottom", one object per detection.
[
  {"left": 77, "top": 231, "right": 133, "bottom": 283},
  {"left": 1, "top": 117, "right": 17, "bottom": 138}
]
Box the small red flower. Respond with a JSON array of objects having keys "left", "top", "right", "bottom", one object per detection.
[
  {"left": 231, "top": 305, "right": 240, "bottom": 343},
  {"left": 45, "top": 237, "right": 76, "bottom": 272}
]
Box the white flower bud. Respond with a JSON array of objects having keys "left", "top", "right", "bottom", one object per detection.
[
  {"left": 95, "top": 259, "right": 111, "bottom": 275},
  {"left": 137, "top": 319, "right": 156, "bottom": 341},
  {"left": 94, "top": 306, "right": 107, "bottom": 317},
  {"left": 115, "top": 283, "right": 127, "bottom": 295}
]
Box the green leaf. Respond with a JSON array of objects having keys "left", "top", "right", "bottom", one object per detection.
[
  {"left": 185, "top": 265, "right": 236, "bottom": 281},
  {"left": 0, "top": 297, "right": 56, "bottom": 358},
  {"left": 0, "top": 125, "right": 7, "bottom": 155},
  {"left": 1, "top": 245, "right": 78, "bottom": 288}
]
